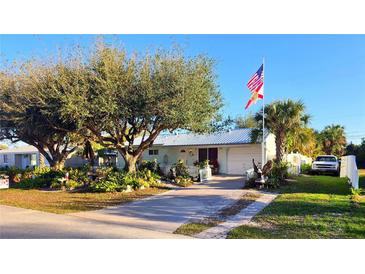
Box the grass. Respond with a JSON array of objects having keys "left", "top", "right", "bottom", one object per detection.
[
  {"left": 0, "top": 187, "right": 168, "bottom": 214},
  {"left": 174, "top": 221, "right": 220, "bottom": 236},
  {"left": 227, "top": 173, "right": 365, "bottom": 239},
  {"left": 359, "top": 169, "right": 365, "bottom": 191},
  {"left": 174, "top": 192, "right": 261, "bottom": 236}
]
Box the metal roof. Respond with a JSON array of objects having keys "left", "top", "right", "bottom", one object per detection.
[
  {"left": 0, "top": 145, "right": 39, "bottom": 154},
  {"left": 134, "top": 128, "right": 265, "bottom": 147}
]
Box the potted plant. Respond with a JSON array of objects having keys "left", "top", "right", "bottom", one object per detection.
[
  {"left": 198, "top": 160, "right": 212, "bottom": 182},
  {"left": 209, "top": 159, "right": 219, "bottom": 175}
]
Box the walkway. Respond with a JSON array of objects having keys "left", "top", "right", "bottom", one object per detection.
[{"left": 195, "top": 192, "right": 278, "bottom": 239}]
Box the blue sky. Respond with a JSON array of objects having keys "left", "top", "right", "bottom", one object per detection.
[{"left": 1, "top": 34, "right": 365, "bottom": 144}]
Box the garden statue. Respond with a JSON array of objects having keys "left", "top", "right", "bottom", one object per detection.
[
  {"left": 169, "top": 167, "right": 177, "bottom": 181},
  {"left": 252, "top": 158, "right": 273, "bottom": 186}
]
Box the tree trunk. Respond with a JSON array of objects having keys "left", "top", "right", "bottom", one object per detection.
[
  {"left": 39, "top": 154, "right": 45, "bottom": 167},
  {"left": 122, "top": 153, "right": 139, "bottom": 173},
  {"left": 275, "top": 132, "right": 285, "bottom": 163},
  {"left": 49, "top": 158, "right": 66, "bottom": 171}
]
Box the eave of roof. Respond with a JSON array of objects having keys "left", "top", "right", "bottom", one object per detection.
[{"left": 133, "top": 128, "right": 268, "bottom": 147}]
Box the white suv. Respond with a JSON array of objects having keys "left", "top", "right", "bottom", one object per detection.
[{"left": 311, "top": 155, "right": 339, "bottom": 176}]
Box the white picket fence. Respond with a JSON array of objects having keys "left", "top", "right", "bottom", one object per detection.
[
  {"left": 283, "top": 152, "right": 312, "bottom": 175},
  {"left": 340, "top": 155, "right": 359, "bottom": 189}
]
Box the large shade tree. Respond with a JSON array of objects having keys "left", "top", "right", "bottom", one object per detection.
[
  {"left": 252, "top": 99, "right": 310, "bottom": 162},
  {"left": 318, "top": 124, "right": 347, "bottom": 156},
  {"left": 234, "top": 113, "right": 257, "bottom": 129},
  {"left": 60, "top": 43, "right": 223, "bottom": 173},
  {"left": 0, "top": 61, "right": 87, "bottom": 170}
]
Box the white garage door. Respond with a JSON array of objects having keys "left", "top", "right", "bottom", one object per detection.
[{"left": 227, "top": 146, "right": 261, "bottom": 175}]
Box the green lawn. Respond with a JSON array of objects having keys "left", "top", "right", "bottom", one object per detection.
[
  {"left": 227, "top": 173, "right": 365, "bottom": 239},
  {"left": 174, "top": 221, "right": 220, "bottom": 236},
  {"left": 0, "top": 187, "right": 168, "bottom": 214},
  {"left": 359, "top": 169, "right": 365, "bottom": 192}
]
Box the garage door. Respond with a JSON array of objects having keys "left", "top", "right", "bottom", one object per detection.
[{"left": 227, "top": 146, "right": 261, "bottom": 175}]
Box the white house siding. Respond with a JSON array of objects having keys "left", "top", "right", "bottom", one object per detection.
[
  {"left": 265, "top": 133, "right": 276, "bottom": 161},
  {"left": 0, "top": 152, "right": 15, "bottom": 167},
  {"left": 0, "top": 150, "right": 49, "bottom": 169},
  {"left": 105, "top": 132, "right": 276, "bottom": 176}
]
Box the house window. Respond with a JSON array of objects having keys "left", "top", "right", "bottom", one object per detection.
[
  {"left": 3, "top": 154, "right": 8, "bottom": 164},
  {"left": 198, "top": 148, "right": 218, "bottom": 163},
  {"left": 148, "top": 149, "right": 159, "bottom": 155},
  {"left": 30, "top": 154, "right": 37, "bottom": 166}
]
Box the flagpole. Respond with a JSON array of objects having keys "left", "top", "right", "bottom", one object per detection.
[{"left": 262, "top": 57, "right": 265, "bottom": 167}]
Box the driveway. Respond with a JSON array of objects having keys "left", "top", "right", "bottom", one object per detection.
[
  {"left": 1, "top": 176, "right": 246, "bottom": 238},
  {"left": 70, "top": 176, "right": 246, "bottom": 234},
  {"left": 0, "top": 205, "right": 190, "bottom": 239}
]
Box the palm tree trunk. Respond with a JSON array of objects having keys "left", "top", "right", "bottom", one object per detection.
[{"left": 275, "top": 132, "right": 285, "bottom": 162}]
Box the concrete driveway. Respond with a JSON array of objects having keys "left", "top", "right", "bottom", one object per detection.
[
  {"left": 70, "top": 176, "right": 246, "bottom": 234},
  {"left": 1, "top": 176, "right": 246, "bottom": 238}
]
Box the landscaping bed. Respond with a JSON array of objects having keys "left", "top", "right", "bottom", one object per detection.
[
  {"left": 0, "top": 162, "right": 173, "bottom": 213},
  {"left": 227, "top": 174, "right": 365, "bottom": 239}
]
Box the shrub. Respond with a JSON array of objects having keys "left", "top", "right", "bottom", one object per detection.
[
  {"left": 4, "top": 167, "right": 22, "bottom": 184},
  {"left": 66, "top": 168, "right": 90, "bottom": 186},
  {"left": 95, "top": 167, "right": 115, "bottom": 178},
  {"left": 90, "top": 171, "right": 129, "bottom": 192},
  {"left": 38, "top": 170, "right": 65, "bottom": 180},
  {"left": 65, "top": 179, "right": 83, "bottom": 190},
  {"left": 50, "top": 180, "right": 62, "bottom": 189},
  {"left": 175, "top": 176, "right": 193, "bottom": 187},
  {"left": 89, "top": 169, "right": 162, "bottom": 192},
  {"left": 198, "top": 160, "right": 210, "bottom": 169},
  {"left": 15, "top": 177, "right": 51, "bottom": 189},
  {"left": 269, "top": 161, "right": 289, "bottom": 181},
  {"left": 300, "top": 163, "right": 312, "bottom": 174},
  {"left": 173, "top": 160, "right": 190, "bottom": 178},
  {"left": 19, "top": 168, "right": 33, "bottom": 179},
  {"left": 33, "top": 166, "right": 51, "bottom": 177},
  {"left": 139, "top": 160, "right": 161, "bottom": 174},
  {"left": 265, "top": 176, "right": 281, "bottom": 188},
  {"left": 90, "top": 179, "right": 123, "bottom": 192}
]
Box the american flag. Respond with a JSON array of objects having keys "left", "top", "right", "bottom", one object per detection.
[{"left": 245, "top": 64, "right": 264, "bottom": 109}]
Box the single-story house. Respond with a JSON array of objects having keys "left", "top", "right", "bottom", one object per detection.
[
  {"left": 0, "top": 145, "right": 120, "bottom": 169},
  {"left": 126, "top": 128, "right": 276, "bottom": 175},
  {"left": 0, "top": 128, "right": 276, "bottom": 175},
  {"left": 0, "top": 146, "right": 49, "bottom": 169}
]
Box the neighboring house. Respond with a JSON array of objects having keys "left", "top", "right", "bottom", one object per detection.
[
  {"left": 124, "top": 128, "right": 276, "bottom": 175},
  {"left": 0, "top": 146, "right": 49, "bottom": 169}
]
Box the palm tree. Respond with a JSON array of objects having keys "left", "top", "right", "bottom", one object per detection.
[
  {"left": 253, "top": 99, "right": 310, "bottom": 162},
  {"left": 285, "top": 127, "right": 320, "bottom": 157},
  {"left": 318, "top": 124, "right": 347, "bottom": 156}
]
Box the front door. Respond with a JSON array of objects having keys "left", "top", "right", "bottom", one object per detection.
[
  {"left": 15, "top": 154, "right": 22, "bottom": 168},
  {"left": 198, "top": 148, "right": 219, "bottom": 174}
]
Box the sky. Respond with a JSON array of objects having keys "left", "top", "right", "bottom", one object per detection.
[{"left": 0, "top": 34, "right": 365, "bottom": 145}]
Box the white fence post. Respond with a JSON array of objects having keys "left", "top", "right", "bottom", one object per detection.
[{"left": 340, "top": 155, "right": 359, "bottom": 189}]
